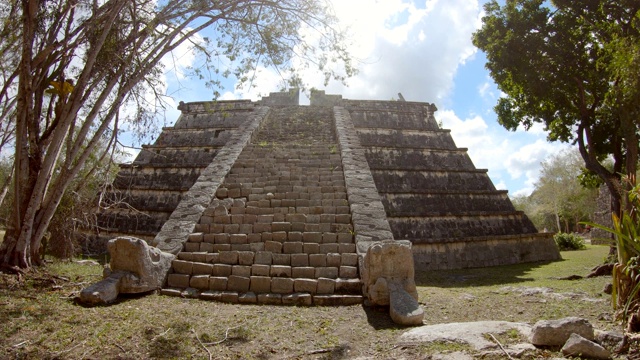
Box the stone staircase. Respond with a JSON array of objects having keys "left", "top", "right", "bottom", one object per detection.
[
  {"left": 162, "top": 106, "right": 364, "bottom": 305},
  {"left": 84, "top": 101, "right": 257, "bottom": 253}
]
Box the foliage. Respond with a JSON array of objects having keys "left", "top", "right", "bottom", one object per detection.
[
  {"left": 511, "top": 148, "right": 598, "bottom": 232},
  {"left": 587, "top": 182, "right": 640, "bottom": 328},
  {"left": 553, "top": 232, "right": 587, "bottom": 251},
  {"left": 0, "top": 0, "right": 355, "bottom": 268},
  {"left": 473, "top": 0, "right": 640, "bottom": 218}
]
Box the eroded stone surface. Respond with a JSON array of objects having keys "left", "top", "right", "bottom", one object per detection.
[
  {"left": 561, "top": 333, "right": 611, "bottom": 360},
  {"left": 530, "top": 317, "right": 595, "bottom": 346},
  {"left": 79, "top": 237, "right": 174, "bottom": 305}
]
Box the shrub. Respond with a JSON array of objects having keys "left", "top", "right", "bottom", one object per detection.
[{"left": 554, "top": 232, "right": 587, "bottom": 251}]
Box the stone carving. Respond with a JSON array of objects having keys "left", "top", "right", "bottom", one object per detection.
[
  {"left": 79, "top": 237, "right": 174, "bottom": 305},
  {"left": 362, "top": 240, "right": 424, "bottom": 326}
]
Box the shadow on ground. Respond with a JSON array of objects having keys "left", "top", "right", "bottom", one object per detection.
[{"left": 415, "top": 259, "right": 564, "bottom": 288}]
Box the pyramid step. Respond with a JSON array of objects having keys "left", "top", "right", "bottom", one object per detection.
[
  {"left": 160, "top": 288, "right": 364, "bottom": 306},
  {"left": 165, "top": 273, "right": 361, "bottom": 295}
]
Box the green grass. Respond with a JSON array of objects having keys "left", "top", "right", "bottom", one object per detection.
[{"left": 0, "top": 244, "right": 623, "bottom": 359}]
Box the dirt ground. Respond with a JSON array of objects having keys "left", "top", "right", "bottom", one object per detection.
[{"left": 0, "top": 245, "right": 630, "bottom": 359}]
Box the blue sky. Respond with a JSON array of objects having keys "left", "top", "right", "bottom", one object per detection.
[{"left": 128, "top": 0, "right": 572, "bottom": 197}]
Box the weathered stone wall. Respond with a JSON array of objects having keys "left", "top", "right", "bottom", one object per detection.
[
  {"left": 390, "top": 213, "right": 538, "bottom": 242},
  {"left": 259, "top": 89, "right": 300, "bottom": 106},
  {"left": 153, "top": 106, "right": 269, "bottom": 254},
  {"left": 370, "top": 170, "right": 496, "bottom": 192},
  {"left": 412, "top": 234, "right": 557, "bottom": 270},
  {"left": 310, "top": 90, "right": 343, "bottom": 107},
  {"left": 381, "top": 191, "right": 515, "bottom": 216}
]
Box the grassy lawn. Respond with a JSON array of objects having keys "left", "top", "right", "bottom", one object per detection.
[{"left": 0, "top": 245, "right": 621, "bottom": 359}]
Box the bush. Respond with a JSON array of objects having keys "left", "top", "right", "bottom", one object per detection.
[{"left": 554, "top": 232, "right": 587, "bottom": 251}]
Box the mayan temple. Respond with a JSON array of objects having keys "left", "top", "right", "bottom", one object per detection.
[{"left": 80, "top": 89, "right": 559, "bottom": 323}]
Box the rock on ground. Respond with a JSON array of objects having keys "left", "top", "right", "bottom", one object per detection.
[
  {"left": 530, "top": 317, "right": 595, "bottom": 346},
  {"left": 562, "top": 333, "right": 611, "bottom": 359},
  {"left": 399, "top": 321, "right": 532, "bottom": 350}
]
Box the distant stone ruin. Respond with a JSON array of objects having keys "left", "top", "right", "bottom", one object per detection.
[{"left": 80, "top": 90, "right": 559, "bottom": 325}]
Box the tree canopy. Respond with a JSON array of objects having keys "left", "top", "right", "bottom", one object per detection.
[
  {"left": 473, "top": 0, "right": 640, "bottom": 217},
  {"left": 0, "top": 0, "right": 355, "bottom": 269}
]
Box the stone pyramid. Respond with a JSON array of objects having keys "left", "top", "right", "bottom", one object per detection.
[{"left": 84, "top": 89, "right": 559, "bottom": 307}]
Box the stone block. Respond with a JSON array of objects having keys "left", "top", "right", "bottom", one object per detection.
[
  {"left": 229, "top": 234, "right": 248, "bottom": 244},
  {"left": 220, "top": 291, "right": 239, "bottom": 303},
  {"left": 287, "top": 214, "right": 306, "bottom": 223},
  {"left": 272, "top": 222, "right": 291, "bottom": 232},
  {"left": 172, "top": 260, "right": 193, "bottom": 275},
  {"left": 335, "top": 278, "right": 362, "bottom": 293},
  {"left": 200, "top": 291, "right": 222, "bottom": 301},
  {"left": 189, "top": 252, "right": 206, "bottom": 263},
  {"left": 294, "top": 278, "right": 318, "bottom": 293},
  {"left": 257, "top": 293, "right": 282, "bottom": 305},
  {"left": 337, "top": 233, "right": 353, "bottom": 243},
  {"left": 270, "top": 265, "right": 292, "bottom": 277},
  {"left": 189, "top": 275, "right": 210, "bottom": 290},
  {"left": 265, "top": 241, "right": 282, "bottom": 253},
  {"left": 254, "top": 251, "right": 272, "bottom": 265},
  {"left": 288, "top": 231, "right": 303, "bottom": 241},
  {"left": 283, "top": 242, "right": 303, "bottom": 254},
  {"left": 209, "top": 277, "right": 228, "bottom": 291},
  {"left": 212, "top": 244, "right": 231, "bottom": 252},
  {"left": 238, "top": 251, "right": 254, "bottom": 265},
  {"left": 214, "top": 234, "right": 229, "bottom": 244},
  {"left": 303, "top": 232, "right": 322, "bottom": 243},
  {"left": 272, "top": 254, "right": 291, "bottom": 266},
  {"left": 320, "top": 244, "right": 339, "bottom": 254},
  {"left": 250, "top": 276, "right": 272, "bottom": 293},
  {"left": 218, "top": 251, "right": 238, "bottom": 265},
  {"left": 341, "top": 253, "right": 359, "bottom": 266},
  {"left": 271, "top": 277, "right": 294, "bottom": 294},
  {"left": 292, "top": 267, "right": 315, "bottom": 279},
  {"left": 272, "top": 231, "right": 288, "bottom": 242},
  {"left": 291, "top": 222, "right": 305, "bottom": 231},
  {"left": 227, "top": 275, "right": 250, "bottom": 292},
  {"left": 316, "top": 278, "right": 336, "bottom": 294},
  {"left": 199, "top": 243, "right": 213, "bottom": 252},
  {"left": 231, "top": 244, "right": 251, "bottom": 251},
  {"left": 309, "top": 254, "right": 327, "bottom": 267},
  {"left": 326, "top": 253, "right": 342, "bottom": 267},
  {"left": 238, "top": 292, "right": 257, "bottom": 304},
  {"left": 167, "top": 273, "right": 190, "bottom": 288},
  {"left": 254, "top": 223, "right": 271, "bottom": 233},
  {"left": 291, "top": 254, "right": 309, "bottom": 267},
  {"left": 224, "top": 224, "right": 240, "bottom": 233},
  {"left": 232, "top": 265, "right": 252, "bottom": 277},
  {"left": 184, "top": 242, "right": 200, "bottom": 252},
  {"left": 305, "top": 223, "right": 321, "bottom": 232},
  {"left": 205, "top": 253, "right": 219, "bottom": 263},
  {"left": 188, "top": 233, "right": 204, "bottom": 243},
  {"left": 282, "top": 293, "right": 313, "bottom": 306},
  {"left": 322, "top": 233, "right": 337, "bottom": 243},
  {"left": 212, "top": 264, "right": 232, "bottom": 277},
  {"left": 338, "top": 243, "right": 356, "bottom": 253},
  {"left": 303, "top": 243, "right": 320, "bottom": 254},
  {"left": 314, "top": 294, "right": 363, "bottom": 306},
  {"left": 251, "top": 264, "right": 270, "bottom": 276},
  {"left": 192, "top": 262, "right": 214, "bottom": 275},
  {"left": 315, "top": 267, "right": 339, "bottom": 279},
  {"left": 340, "top": 266, "right": 358, "bottom": 278}
]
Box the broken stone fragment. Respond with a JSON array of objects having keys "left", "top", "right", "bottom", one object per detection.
[
  {"left": 79, "top": 237, "right": 174, "bottom": 305},
  {"left": 530, "top": 317, "right": 595, "bottom": 346},
  {"left": 561, "top": 333, "right": 611, "bottom": 360}
]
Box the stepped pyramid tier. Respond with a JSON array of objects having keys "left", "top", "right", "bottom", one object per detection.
[{"left": 80, "top": 90, "right": 558, "bottom": 324}]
